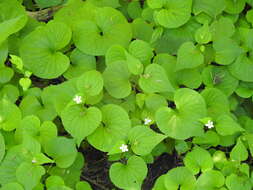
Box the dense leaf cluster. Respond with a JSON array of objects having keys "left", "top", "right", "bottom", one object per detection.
[{"left": 1, "top": 0, "right": 253, "bottom": 189}]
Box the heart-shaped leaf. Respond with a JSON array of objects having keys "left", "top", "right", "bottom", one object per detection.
[
  {"left": 73, "top": 6, "right": 132, "bottom": 55},
  {"left": 156, "top": 88, "right": 206, "bottom": 139},
  {"left": 44, "top": 137, "right": 77, "bottom": 168},
  {"left": 20, "top": 21, "right": 72, "bottom": 79},
  {"left": 184, "top": 146, "right": 213, "bottom": 175},
  {"left": 139, "top": 64, "right": 174, "bottom": 93},
  {"left": 76, "top": 70, "right": 103, "bottom": 96},
  {"left": 109, "top": 156, "right": 147, "bottom": 189},
  {"left": 61, "top": 104, "right": 102, "bottom": 145},
  {"left": 176, "top": 41, "right": 204, "bottom": 71},
  {"left": 154, "top": 0, "right": 192, "bottom": 28},
  {"left": 87, "top": 104, "right": 131, "bottom": 152},
  {"left": 164, "top": 167, "right": 196, "bottom": 190},
  {"left": 103, "top": 61, "right": 131, "bottom": 99},
  {"left": 0, "top": 98, "right": 22, "bottom": 131},
  {"left": 16, "top": 162, "right": 45, "bottom": 190},
  {"left": 128, "top": 125, "right": 166, "bottom": 156}
]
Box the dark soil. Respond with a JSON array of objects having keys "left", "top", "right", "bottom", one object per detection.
[{"left": 81, "top": 146, "right": 181, "bottom": 190}]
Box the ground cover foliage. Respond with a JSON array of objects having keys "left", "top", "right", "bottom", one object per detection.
[{"left": 1, "top": 0, "right": 253, "bottom": 189}]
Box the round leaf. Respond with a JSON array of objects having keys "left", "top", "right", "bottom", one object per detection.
[
  {"left": 154, "top": 0, "right": 192, "bottom": 28},
  {"left": 76, "top": 70, "right": 103, "bottom": 96},
  {"left": 156, "top": 88, "right": 206, "bottom": 139},
  {"left": 103, "top": 61, "right": 131, "bottom": 99},
  {"left": 176, "top": 42, "right": 204, "bottom": 71},
  {"left": 128, "top": 126, "right": 166, "bottom": 156},
  {"left": 73, "top": 7, "right": 132, "bottom": 55},
  {"left": 109, "top": 156, "right": 147, "bottom": 189},
  {"left": 164, "top": 167, "right": 196, "bottom": 190},
  {"left": 20, "top": 21, "right": 72, "bottom": 79},
  {"left": 184, "top": 146, "right": 213, "bottom": 175},
  {"left": 139, "top": 64, "right": 174, "bottom": 93},
  {"left": 44, "top": 137, "right": 77, "bottom": 168},
  {"left": 61, "top": 105, "right": 102, "bottom": 145},
  {"left": 87, "top": 104, "right": 131, "bottom": 152}
]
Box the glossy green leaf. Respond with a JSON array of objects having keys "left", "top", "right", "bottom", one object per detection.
[
  {"left": 164, "top": 167, "right": 196, "bottom": 190},
  {"left": 128, "top": 126, "right": 166, "bottom": 156},
  {"left": 73, "top": 6, "right": 132, "bottom": 55},
  {"left": 103, "top": 61, "right": 131, "bottom": 99},
  {"left": 184, "top": 146, "right": 213, "bottom": 175},
  {"left": 20, "top": 21, "right": 72, "bottom": 79},
  {"left": 109, "top": 156, "right": 147, "bottom": 189},
  {"left": 61, "top": 105, "right": 102, "bottom": 145},
  {"left": 87, "top": 104, "right": 131, "bottom": 152},
  {"left": 154, "top": 0, "right": 192, "bottom": 28},
  {"left": 156, "top": 88, "right": 206, "bottom": 139},
  {"left": 16, "top": 162, "right": 45, "bottom": 190},
  {"left": 44, "top": 137, "right": 77, "bottom": 168},
  {"left": 139, "top": 64, "right": 174, "bottom": 93},
  {"left": 176, "top": 42, "right": 204, "bottom": 70}
]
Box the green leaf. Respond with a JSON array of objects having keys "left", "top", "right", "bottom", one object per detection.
[
  {"left": 195, "top": 22, "right": 212, "bottom": 44},
  {"left": 125, "top": 52, "right": 143, "bottom": 75},
  {"left": 73, "top": 6, "right": 132, "bottom": 55},
  {"left": 128, "top": 126, "right": 166, "bottom": 156},
  {"left": 176, "top": 68, "right": 202, "bottom": 89},
  {"left": 46, "top": 176, "right": 65, "bottom": 189},
  {"left": 201, "top": 88, "right": 230, "bottom": 118},
  {"left": 19, "top": 21, "right": 72, "bottom": 79},
  {"left": 103, "top": 61, "right": 131, "bottom": 99},
  {"left": 48, "top": 153, "right": 84, "bottom": 188},
  {"left": 128, "top": 40, "right": 154, "bottom": 64},
  {"left": 154, "top": 0, "right": 192, "bottom": 28},
  {"left": 0, "top": 67, "right": 14, "bottom": 84},
  {"left": 213, "top": 37, "right": 243, "bottom": 65},
  {"left": 76, "top": 70, "right": 103, "bottom": 96},
  {"left": 61, "top": 104, "right": 102, "bottom": 145},
  {"left": 215, "top": 114, "right": 244, "bottom": 136},
  {"left": 195, "top": 170, "right": 225, "bottom": 189},
  {"left": 230, "top": 138, "right": 248, "bottom": 162},
  {"left": 0, "top": 182, "right": 24, "bottom": 190},
  {"left": 87, "top": 104, "right": 131, "bottom": 152},
  {"left": 225, "top": 174, "right": 252, "bottom": 190},
  {"left": 184, "top": 146, "right": 213, "bottom": 175},
  {"left": 16, "top": 162, "right": 45, "bottom": 190},
  {"left": 76, "top": 181, "right": 92, "bottom": 190},
  {"left": 35, "top": 0, "right": 63, "bottom": 8},
  {"left": 224, "top": 0, "right": 245, "bottom": 14},
  {"left": 139, "top": 64, "right": 174, "bottom": 93},
  {"left": 202, "top": 65, "right": 239, "bottom": 96},
  {"left": 229, "top": 55, "right": 253, "bottom": 82},
  {"left": 156, "top": 88, "right": 206, "bottom": 140},
  {"left": 0, "top": 146, "right": 24, "bottom": 185},
  {"left": 105, "top": 45, "right": 126, "bottom": 65},
  {"left": 109, "top": 156, "right": 147, "bottom": 189},
  {"left": 0, "top": 98, "right": 22, "bottom": 131},
  {"left": 44, "top": 137, "right": 77, "bottom": 168},
  {"left": 176, "top": 42, "right": 204, "bottom": 71},
  {"left": 0, "top": 0, "right": 27, "bottom": 45},
  {"left": 64, "top": 48, "right": 96, "bottom": 79},
  {"left": 0, "top": 132, "right": 5, "bottom": 163},
  {"left": 193, "top": 0, "right": 226, "bottom": 17},
  {"left": 211, "top": 17, "right": 235, "bottom": 40},
  {"left": 131, "top": 18, "right": 153, "bottom": 42},
  {"left": 86, "top": 0, "right": 120, "bottom": 8},
  {"left": 164, "top": 167, "right": 196, "bottom": 190}
]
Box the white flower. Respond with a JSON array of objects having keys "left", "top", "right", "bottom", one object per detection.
[
  {"left": 144, "top": 118, "right": 152, "bottom": 125},
  {"left": 32, "top": 158, "right": 36, "bottom": 163},
  {"left": 73, "top": 95, "right": 82, "bottom": 104},
  {"left": 119, "top": 144, "right": 128, "bottom": 152},
  {"left": 205, "top": 120, "right": 214, "bottom": 129}
]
